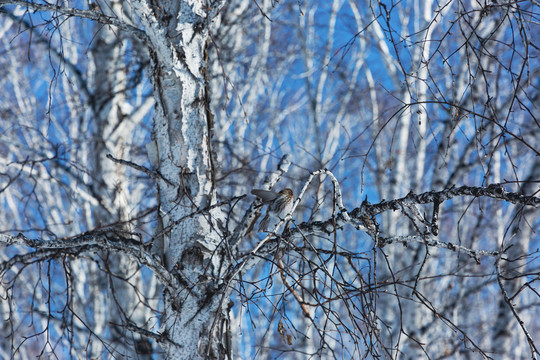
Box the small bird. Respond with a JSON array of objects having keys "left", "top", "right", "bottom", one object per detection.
[{"left": 251, "top": 188, "right": 294, "bottom": 230}]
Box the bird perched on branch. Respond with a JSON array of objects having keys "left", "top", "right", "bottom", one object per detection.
[{"left": 251, "top": 188, "right": 294, "bottom": 230}]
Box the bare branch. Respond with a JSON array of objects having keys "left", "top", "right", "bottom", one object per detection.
[
  {"left": 0, "top": 231, "right": 180, "bottom": 292},
  {"left": 0, "top": 0, "right": 148, "bottom": 42}
]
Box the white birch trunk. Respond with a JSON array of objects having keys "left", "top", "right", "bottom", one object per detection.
[
  {"left": 89, "top": 1, "right": 149, "bottom": 357},
  {"left": 132, "top": 0, "right": 227, "bottom": 358},
  {"left": 491, "top": 154, "right": 540, "bottom": 359}
]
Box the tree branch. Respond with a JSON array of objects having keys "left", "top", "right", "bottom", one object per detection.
[
  {"left": 0, "top": 231, "right": 180, "bottom": 292},
  {"left": 253, "top": 182, "right": 539, "bottom": 261},
  {"left": 0, "top": 0, "right": 149, "bottom": 42}
]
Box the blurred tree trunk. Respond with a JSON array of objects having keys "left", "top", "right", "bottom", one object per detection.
[
  {"left": 83, "top": 0, "right": 148, "bottom": 357},
  {"left": 492, "top": 156, "right": 540, "bottom": 359}
]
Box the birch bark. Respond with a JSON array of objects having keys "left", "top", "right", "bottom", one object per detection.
[{"left": 131, "top": 0, "right": 227, "bottom": 357}]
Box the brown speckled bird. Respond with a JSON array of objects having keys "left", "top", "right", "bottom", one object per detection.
[{"left": 251, "top": 188, "right": 294, "bottom": 230}]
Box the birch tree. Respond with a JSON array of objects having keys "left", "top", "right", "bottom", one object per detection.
[{"left": 0, "top": 0, "right": 539, "bottom": 359}]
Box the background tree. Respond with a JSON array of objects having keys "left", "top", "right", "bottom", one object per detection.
[{"left": 0, "top": 0, "right": 538, "bottom": 359}]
